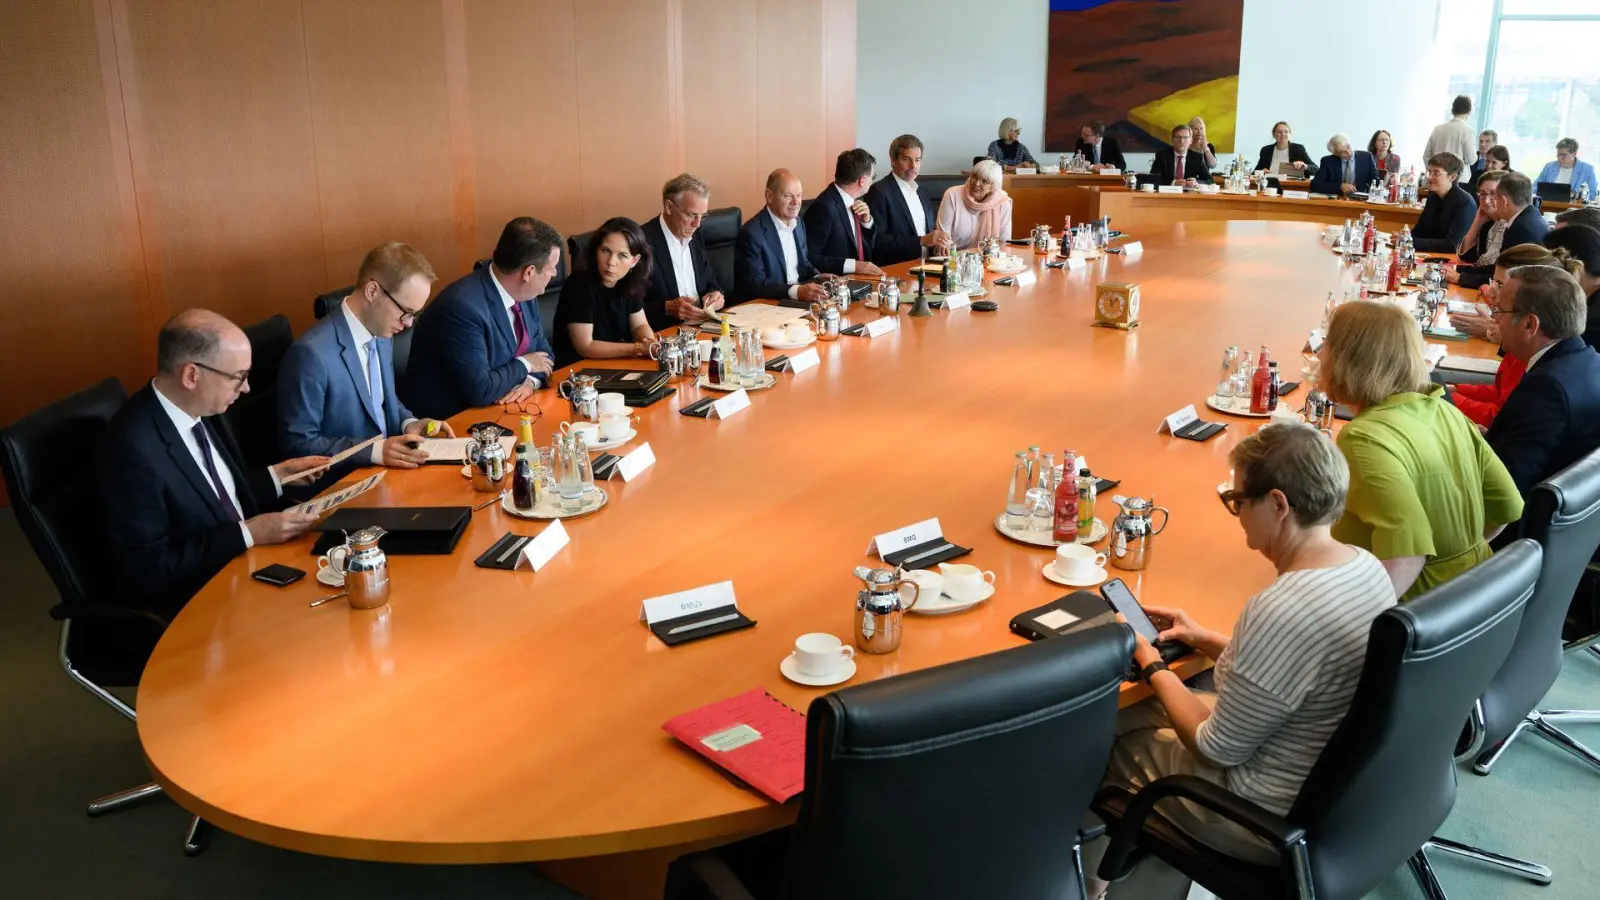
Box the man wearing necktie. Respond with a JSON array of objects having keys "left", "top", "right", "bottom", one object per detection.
[
  {"left": 279, "top": 242, "right": 455, "bottom": 467},
  {"left": 1311, "top": 133, "right": 1378, "bottom": 197},
  {"left": 97, "top": 309, "right": 332, "bottom": 618},
  {"left": 803, "top": 148, "right": 885, "bottom": 278}
]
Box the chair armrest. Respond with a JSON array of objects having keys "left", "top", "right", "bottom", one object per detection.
[
  {"left": 49, "top": 602, "right": 169, "bottom": 631},
  {"left": 677, "top": 851, "right": 759, "bottom": 900},
  {"left": 1097, "top": 776, "right": 1304, "bottom": 881},
  {"left": 1080, "top": 810, "right": 1106, "bottom": 843}
]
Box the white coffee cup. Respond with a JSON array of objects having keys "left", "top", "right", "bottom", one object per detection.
[
  {"left": 794, "top": 632, "right": 854, "bottom": 677},
  {"left": 901, "top": 568, "right": 944, "bottom": 602},
  {"left": 561, "top": 420, "right": 600, "bottom": 445},
  {"left": 317, "top": 547, "right": 348, "bottom": 584},
  {"left": 937, "top": 563, "right": 995, "bottom": 601},
  {"left": 599, "top": 413, "right": 638, "bottom": 440},
  {"left": 698, "top": 340, "right": 713, "bottom": 361},
  {"left": 1263, "top": 187, "right": 1279, "bottom": 197},
  {"left": 1055, "top": 543, "right": 1109, "bottom": 580},
  {"left": 1139, "top": 183, "right": 1155, "bottom": 192},
  {"left": 597, "top": 392, "right": 626, "bottom": 415}
]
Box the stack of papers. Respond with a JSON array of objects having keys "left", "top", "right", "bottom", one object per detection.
[
  {"left": 414, "top": 436, "right": 515, "bottom": 463},
  {"left": 1438, "top": 355, "right": 1500, "bottom": 375}
]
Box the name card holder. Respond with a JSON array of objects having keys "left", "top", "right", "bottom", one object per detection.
[
  {"left": 1282, "top": 190, "right": 1311, "bottom": 200},
  {"left": 1063, "top": 256, "right": 1087, "bottom": 270},
  {"left": 943, "top": 293, "right": 972, "bottom": 311},
  {"left": 1015, "top": 167, "right": 1038, "bottom": 175},
  {"left": 517, "top": 519, "right": 570, "bottom": 572},
  {"left": 712, "top": 389, "right": 751, "bottom": 419},
  {"left": 866, "top": 517, "right": 972, "bottom": 570},
  {"left": 1014, "top": 269, "right": 1037, "bottom": 287},
  {"left": 616, "top": 442, "right": 656, "bottom": 482},
  {"left": 1158, "top": 404, "right": 1226, "bottom": 442},
  {"left": 1156, "top": 185, "right": 1184, "bottom": 194},
  {"left": 788, "top": 347, "right": 821, "bottom": 373},
  {"left": 639, "top": 580, "right": 756, "bottom": 647},
  {"left": 863, "top": 316, "right": 899, "bottom": 336},
  {"left": 1121, "top": 241, "right": 1144, "bottom": 257}
]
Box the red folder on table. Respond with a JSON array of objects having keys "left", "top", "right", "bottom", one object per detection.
[{"left": 662, "top": 688, "right": 807, "bottom": 803}]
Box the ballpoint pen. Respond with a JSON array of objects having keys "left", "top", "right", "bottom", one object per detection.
[
  {"left": 496, "top": 535, "right": 530, "bottom": 564},
  {"left": 899, "top": 542, "right": 955, "bottom": 566},
  {"left": 666, "top": 612, "right": 741, "bottom": 636},
  {"left": 473, "top": 491, "right": 506, "bottom": 512},
  {"left": 310, "top": 591, "right": 348, "bottom": 609}
]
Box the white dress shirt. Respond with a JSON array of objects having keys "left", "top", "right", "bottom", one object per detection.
[
  {"left": 833, "top": 185, "right": 872, "bottom": 274},
  {"left": 489, "top": 267, "right": 536, "bottom": 382},
  {"left": 152, "top": 381, "right": 280, "bottom": 548},
  {"left": 893, "top": 173, "right": 927, "bottom": 235},
  {"left": 1526, "top": 341, "right": 1557, "bottom": 371},
  {"left": 658, "top": 217, "right": 698, "bottom": 299},
  {"left": 767, "top": 208, "right": 805, "bottom": 301},
  {"left": 1270, "top": 146, "right": 1290, "bottom": 171},
  {"left": 339, "top": 300, "right": 414, "bottom": 463}
]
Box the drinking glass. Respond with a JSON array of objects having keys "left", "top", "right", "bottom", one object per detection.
[
  {"left": 555, "top": 437, "right": 583, "bottom": 511},
  {"left": 1005, "top": 452, "right": 1031, "bottom": 530},
  {"left": 738, "top": 328, "right": 763, "bottom": 387},
  {"left": 1028, "top": 453, "right": 1056, "bottom": 531},
  {"left": 572, "top": 432, "right": 595, "bottom": 494}
]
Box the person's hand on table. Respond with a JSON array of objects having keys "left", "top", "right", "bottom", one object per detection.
[
  {"left": 404, "top": 419, "right": 454, "bottom": 439},
  {"left": 796, "top": 282, "right": 829, "bottom": 303},
  {"left": 667, "top": 296, "right": 710, "bottom": 323},
  {"left": 1293, "top": 160, "right": 1310, "bottom": 172},
  {"left": 377, "top": 435, "right": 429, "bottom": 469},
  {"left": 520, "top": 350, "right": 554, "bottom": 378},
  {"left": 922, "top": 230, "right": 952, "bottom": 251},
  {"left": 1448, "top": 313, "right": 1492, "bottom": 338},
  {"left": 854, "top": 261, "right": 885, "bottom": 277},
  {"left": 1340, "top": 182, "right": 1358, "bottom": 195},
  {"left": 271, "top": 455, "right": 331, "bottom": 481},
  {"left": 498, "top": 381, "right": 535, "bottom": 405},
  {"left": 1184, "top": 177, "right": 1199, "bottom": 189},
  {"left": 1444, "top": 268, "right": 1462, "bottom": 285},
  {"left": 246, "top": 510, "right": 320, "bottom": 546}
]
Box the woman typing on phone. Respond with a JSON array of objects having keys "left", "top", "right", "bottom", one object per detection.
[{"left": 1082, "top": 423, "right": 1396, "bottom": 900}]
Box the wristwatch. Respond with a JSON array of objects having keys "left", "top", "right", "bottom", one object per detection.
[{"left": 1139, "top": 660, "right": 1170, "bottom": 685}]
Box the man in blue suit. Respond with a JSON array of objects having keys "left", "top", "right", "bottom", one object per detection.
[
  {"left": 735, "top": 169, "right": 828, "bottom": 303},
  {"left": 97, "top": 310, "right": 330, "bottom": 617},
  {"left": 1487, "top": 265, "right": 1600, "bottom": 499},
  {"left": 803, "top": 148, "right": 885, "bottom": 278},
  {"left": 1310, "top": 134, "right": 1378, "bottom": 197},
  {"left": 279, "top": 242, "right": 455, "bottom": 467},
  {"left": 864, "top": 134, "right": 949, "bottom": 266},
  {"left": 401, "top": 217, "right": 561, "bottom": 420}
]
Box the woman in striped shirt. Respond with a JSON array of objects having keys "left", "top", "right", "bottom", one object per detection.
[{"left": 1084, "top": 423, "right": 1396, "bottom": 900}]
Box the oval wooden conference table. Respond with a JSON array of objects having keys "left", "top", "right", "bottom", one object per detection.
[{"left": 136, "top": 221, "right": 1498, "bottom": 898}]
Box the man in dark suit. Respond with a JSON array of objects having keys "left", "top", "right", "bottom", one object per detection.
[
  {"left": 1487, "top": 265, "right": 1600, "bottom": 498},
  {"left": 864, "top": 134, "right": 948, "bottom": 266},
  {"left": 1074, "top": 121, "right": 1126, "bottom": 171},
  {"left": 1453, "top": 172, "right": 1550, "bottom": 290},
  {"left": 1412, "top": 153, "right": 1478, "bottom": 253},
  {"left": 1469, "top": 129, "right": 1498, "bottom": 183},
  {"left": 98, "top": 310, "right": 329, "bottom": 618},
  {"left": 803, "top": 148, "right": 884, "bottom": 278},
  {"left": 1148, "top": 124, "right": 1210, "bottom": 187},
  {"left": 735, "top": 169, "right": 828, "bottom": 303},
  {"left": 1309, "top": 134, "right": 1378, "bottom": 196},
  {"left": 278, "top": 242, "right": 454, "bottom": 466},
  {"left": 401, "top": 217, "right": 561, "bottom": 420},
  {"left": 641, "top": 173, "right": 727, "bottom": 331}
]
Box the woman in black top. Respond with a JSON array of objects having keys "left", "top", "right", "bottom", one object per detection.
[
  {"left": 1413, "top": 152, "right": 1478, "bottom": 253},
  {"left": 1253, "top": 121, "right": 1314, "bottom": 175},
  {"left": 1470, "top": 145, "right": 1511, "bottom": 190},
  {"left": 553, "top": 217, "right": 658, "bottom": 368}
]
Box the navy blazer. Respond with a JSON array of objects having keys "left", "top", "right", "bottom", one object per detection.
[
  {"left": 1457, "top": 204, "right": 1552, "bottom": 289},
  {"left": 278, "top": 304, "right": 415, "bottom": 458},
  {"left": 1254, "top": 142, "right": 1315, "bottom": 173},
  {"left": 1487, "top": 337, "right": 1600, "bottom": 498},
  {"left": 1413, "top": 185, "right": 1478, "bottom": 253},
  {"left": 640, "top": 215, "right": 722, "bottom": 331},
  {"left": 803, "top": 186, "right": 875, "bottom": 275},
  {"left": 1149, "top": 149, "right": 1211, "bottom": 185},
  {"left": 1310, "top": 151, "right": 1379, "bottom": 195},
  {"left": 1074, "top": 137, "right": 1126, "bottom": 171},
  {"left": 400, "top": 267, "right": 554, "bottom": 420},
  {"left": 735, "top": 209, "right": 818, "bottom": 302},
  {"left": 98, "top": 386, "right": 296, "bottom": 617},
  {"left": 864, "top": 175, "right": 936, "bottom": 266}
]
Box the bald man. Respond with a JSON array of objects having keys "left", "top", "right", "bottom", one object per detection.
[
  {"left": 97, "top": 309, "right": 330, "bottom": 618},
  {"left": 734, "top": 169, "right": 829, "bottom": 303}
]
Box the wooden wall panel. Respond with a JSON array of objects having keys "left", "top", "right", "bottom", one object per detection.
[
  {"left": 0, "top": 0, "right": 151, "bottom": 428},
  {"left": 301, "top": 0, "right": 457, "bottom": 290},
  {"left": 572, "top": 0, "right": 676, "bottom": 230},
  {"left": 120, "top": 0, "right": 325, "bottom": 333},
  {"left": 461, "top": 0, "right": 585, "bottom": 248},
  {"left": 682, "top": 0, "right": 761, "bottom": 221},
  {"left": 757, "top": 0, "right": 827, "bottom": 199},
  {"left": 822, "top": 0, "right": 858, "bottom": 168}
]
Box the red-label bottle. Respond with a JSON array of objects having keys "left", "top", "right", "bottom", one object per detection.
[
  {"left": 1386, "top": 245, "right": 1402, "bottom": 292},
  {"left": 1250, "top": 346, "right": 1273, "bottom": 413},
  {"left": 1363, "top": 220, "right": 1377, "bottom": 255},
  {"left": 1053, "top": 449, "right": 1079, "bottom": 542}
]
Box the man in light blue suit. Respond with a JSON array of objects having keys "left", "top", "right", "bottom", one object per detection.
[{"left": 278, "top": 242, "right": 454, "bottom": 468}]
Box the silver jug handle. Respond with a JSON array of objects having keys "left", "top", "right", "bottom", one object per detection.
[
  {"left": 557, "top": 379, "right": 573, "bottom": 400},
  {"left": 898, "top": 580, "right": 920, "bottom": 611},
  {"left": 1150, "top": 507, "right": 1171, "bottom": 535}
]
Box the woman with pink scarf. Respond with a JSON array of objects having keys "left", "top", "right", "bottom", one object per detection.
[{"left": 935, "top": 160, "right": 1013, "bottom": 249}]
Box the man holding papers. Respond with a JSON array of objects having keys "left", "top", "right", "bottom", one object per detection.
[
  {"left": 278, "top": 242, "right": 454, "bottom": 467},
  {"left": 98, "top": 310, "right": 330, "bottom": 618}
]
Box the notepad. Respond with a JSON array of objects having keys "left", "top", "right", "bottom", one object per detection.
[{"left": 662, "top": 688, "right": 806, "bottom": 803}]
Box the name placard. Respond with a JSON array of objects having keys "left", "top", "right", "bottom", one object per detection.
[
  {"left": 516, "top": 519, "right": 570, "bottom": 572},
  {"left": 1100, "top": 168, "right": 1121, "bottom": 175},
  {"left": 1015, "top": 167, "right": 1038, "bottom": 175},
  {"left": 1158, "top": 404, "right": 1200, "bottom": 435},
  {"left": 944, "top": 292, "right": 972, "bottom": 310},
  {"left": 712, "top": 388, "right": 750, "bottom": 419},
  {"left": 866, "top": 517, "right": 945, "bottom": 557},
  {"left": 864, "top": 316, "right": 899, "bottom": 337},
  {"left": 1122, "top": 241, "right": 1144, "bottom": 257},
  {"left": 1014, "top": 269, "right": 1037, "bottom": 287},
  {"left": 639, "top": 580, "right": 737, "bottom": 625},
  {"left": 616, "top": 442, "right": 656, "bottom": 482},
  {"left": 1282, "top": 190, "right": 1310, "bottom": 200},
  {"left": 1064, "top": 256, "right": 1086, "bottom": 270},
  {"left": 1157, "top": 185, "right": 1184, "bottom": 194},
  {"left": 789, "top": 346, "right": 821, "bottom": 373}
]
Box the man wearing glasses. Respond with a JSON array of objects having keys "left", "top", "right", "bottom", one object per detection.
[
  {"left": 279, "top": 242, "right": 454, "bottom": 467},
  {"left": 403, "top": 217, "right": 562, "bottom": 420},
  {"left": 97, "top": 309, "right": 331, "bottom": 618},
  {"left": 641, "top": 173, "right": 727, "bottom": 331}
]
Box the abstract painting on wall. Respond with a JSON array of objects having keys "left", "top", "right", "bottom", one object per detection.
[{"left": 1045, "top": 0, "right": 1244, "bottom": 153}]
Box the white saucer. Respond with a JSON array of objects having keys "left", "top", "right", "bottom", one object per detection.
[
  {"left": 316, "top": 568, "right": 345, "bottom": 588},
  {"left": 763, "top": 332, "right": 817, "bottom": 351},
  {"left": 582, "top": 428, "right": 636, "bottom": 451},
  {"left": 780, "top": 654, "right": 856, "bottom": 687},
  {"left": 1043, "top": 562, "right": 1109, "bottom": 587},
  {"left": 910, "top": 584, "right": 994, "bottom": 615}
]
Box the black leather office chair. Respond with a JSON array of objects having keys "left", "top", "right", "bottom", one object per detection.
[
  {"left": 219, "top": 313, "right": 292, "bottom": 470},
  {"left": 1095, "top": 540, "right": 1546, "bottom": 900},
  {"left": 1472, "top": 448, "right": 1600, "bottom": 777},
  {"left": 918, "top": 174, "right": 963, "bottom": 206},
  {"left": 798, "top": 198, "right": 814, "bottom": 221},
  {"left": 0, "top": 378, "right": 209, "bottom": 856},
  {"left": 476, "top": 255, "right": 565, "bottom": 342},
  {"left": 670, "top": 624, "right": 1135, "bottom": 900},
  {"left": 312, "top": 284, "right": 354, "bottom": 320},
  {"left": 567, "top": 230, "right": 595, "bottom": 275},
  {"left": 700, "top": 206, "right": 741, "bottom": 301}
]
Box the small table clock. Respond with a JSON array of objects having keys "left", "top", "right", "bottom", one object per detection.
[{"left": 1094, "top": 281, "right": 1141, "bottom": 330}]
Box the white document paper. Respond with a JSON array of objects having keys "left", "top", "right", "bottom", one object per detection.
[
  {"left": 639, "top": 580, "right": 738, "bottom": 625},
  {"left": 516, "top": 519, "right": 570, "bottom": 572},
  {"left": 1014, "top": 269, "right": 1037, "bottom": 287},
  {"left": 413, "top": 435, "right": 515, "bottom": 463},
  {"left": 864, "top": 316, "right": 899, "bottom": 336},
  {"left": 286, "top": 470, "right": 386, "bottom": 517},
  {"left": 866, "top": 517, "right": 945, "bottom": 558},
  {"left": 616, "top": 442, "right": 656, "bottom": 482},
  {"left": 711, "top": 388, "right": 750, "bottom": 419},
  {"left": 279, "top": 435, "right": 382, "bottom": 484},
  {"left": 1438, "top": 355, "right": 1501, "bottom": 375},
  {"left": 943, "top": 293, "right": 971, "bottom": 311},
  {"left": 1158, "top": 405, "right": 1200, "bottom": 435},
  {"left": 1034, "top": 608, "right": 1081, "bottom": 631},
  {"left": 788, "top": 347, "right": 821, "bottom": 373}
]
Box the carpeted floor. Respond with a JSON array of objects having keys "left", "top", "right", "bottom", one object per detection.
[{"left": 2, "top": 507, "right": 1594, "bottom": 899}]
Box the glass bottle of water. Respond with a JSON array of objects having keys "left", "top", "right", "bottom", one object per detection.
[
  {"left": 1029, "top": 452, "right": 1056, "bottom": 531},
  {"left": 1216, "top": 345, "right": 1239, "bottom": 402},
  {"left": 556, "top": 436, "right": 583, "bottom": 511},
  {"left": 1005, "top": 452, "right": 1032, "bottom": 530}
]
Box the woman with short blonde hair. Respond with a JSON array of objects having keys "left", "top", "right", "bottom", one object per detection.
[
  {"left": 935, "top": 159, "right": 1013, "bottom": 249},
  {"left": 1318, "top": 301, "right": 1522, "bottom": 599},
  {"left": 1188, "top": 116, "right": 1218, "bottom": 168},
  {"left": 986, "top": 117, "right": 1037, "bottom": 169}
]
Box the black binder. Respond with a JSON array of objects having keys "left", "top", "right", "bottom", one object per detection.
[
  {"left": 573, "top": 368, "right": 675, "bottom": 407},
  {"left": 310, "top": 506, "right": 471, "bottom": 555}
]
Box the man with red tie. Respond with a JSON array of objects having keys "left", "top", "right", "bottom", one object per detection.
[
  {"left": 401, "top": 217, "right": 562, "bottom": 420},
  {"left": 1149, "top": 124, "right": 1210, "bottom": 188},
  {"left": 804, "top": 148, "right": 885, "bottom": 278}
]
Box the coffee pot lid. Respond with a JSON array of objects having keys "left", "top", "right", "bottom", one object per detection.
[{"left": 853, "top": 565, "right": 899, "bottom": 587}]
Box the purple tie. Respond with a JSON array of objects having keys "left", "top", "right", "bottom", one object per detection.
[
  {"left": 192, "top": 422, "right": 242, "bottom": 522},
  {"left": 512, "top": 306, "right": 530, "bottom": 356}
]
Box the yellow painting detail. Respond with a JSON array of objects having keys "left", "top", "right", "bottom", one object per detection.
[{"left": 1127, "top": 76, "right": 1239, "bottom": 152}]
